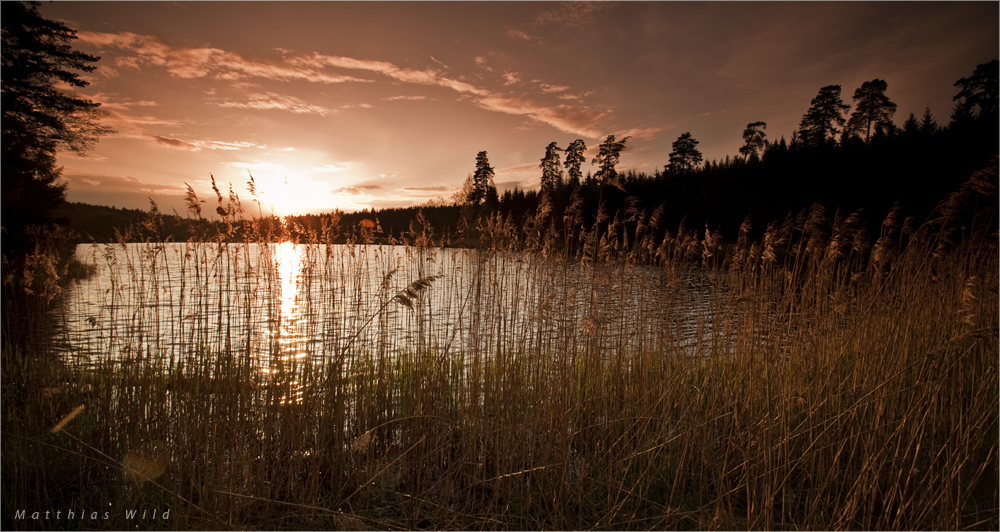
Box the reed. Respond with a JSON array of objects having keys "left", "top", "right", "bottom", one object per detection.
[{"left": 2, "top": 169, "right": 997, "bottom": 530}]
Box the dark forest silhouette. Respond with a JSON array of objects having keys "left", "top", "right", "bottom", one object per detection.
[
  {"left": 65, "top": 62, "right": 998, "bottom": 250},
  {"left": 2, "top": 0, "right": 997, "bottom": 261}
]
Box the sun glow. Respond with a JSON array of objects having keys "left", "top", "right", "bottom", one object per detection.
[{"left": 226, "top": 154, "right": 369, "bottom": 215}]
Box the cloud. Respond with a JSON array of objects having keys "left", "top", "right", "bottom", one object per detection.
[
  {"left": 96, "top": 65, "right": 119, "bottom": 78},
  {"left": 534, "top": 2, "right": 618, "bottom": 27},
  {"left": 497, "top": 163, "right": 539, "bottom": 175},
  {"left": 58, "top": 152, "right": 109, "bottom": 163},
  {"left": 506, "top": 28, "right": 537, "bottom": 42},
  {"left": 292, "top": 52, "right": 491, "bottom": 96},
  {"left": 153, "top": 136, "right": 197, "bottom": 149},
  {"left": 386, "top": 95, "right": 427, "bottom": 101},
  {"left": 195, "top": 140, "right": 264, "bottom": 151},
  {"left": 80, "top": 31, "right": 624, "bottom": 141},
  {"left": 96, "top": 106, "right": 265, "bottom": 152},
  {"left": 313, "top": 162, "right": 352, "bottom": 173},
  {"left": 297, "top": 52, "right": 612, "bottom": 136},
  {"left": 617, "top": 127, "right": 663, "bottom": 140},
  {"left": 539, "top": 83, "right": 570, "bottom": 93},
  {"left": 475, "top": 95, "right": 608, "bottom": 138},
  {"left": 402, "top": 186, "right": 450, "bottom": 192},
  {"left": 78, "top": 31, "right": 371, "bottom": 85},
  {"left": 217, "top": 92, "right": 334, "bottom": 116},
  {"left": 331, "top": 185, "right": 381, "bottom": 195}
]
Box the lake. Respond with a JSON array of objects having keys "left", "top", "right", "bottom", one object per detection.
[{"left": 55, "top": 242, "right": 740, "bottom": 379}]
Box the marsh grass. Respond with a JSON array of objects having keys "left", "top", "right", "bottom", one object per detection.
[{"left": 2, "top": 169, "right": 998, "bottom": 530}]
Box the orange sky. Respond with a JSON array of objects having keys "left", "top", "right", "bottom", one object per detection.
[{"left": 43, "top": 1, "right": 998, "bottom": 216}]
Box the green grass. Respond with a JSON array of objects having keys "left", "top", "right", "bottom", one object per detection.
[{"left": 2, "top": 174, "right": 997, "bottom": 530}]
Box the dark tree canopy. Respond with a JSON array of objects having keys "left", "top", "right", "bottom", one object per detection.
[
  {"left": 666, "top": 132, "right": 703, "bottom": 174},
  {"left": 592, "top": 134, "right": 629, "bottom": 189},
  {"left": 798, "top": 85, "right": 850, "bottom": 148},
  {"left": 2, "top": 1, "right": 112, "bottom": 261},
  {"left": 846, "top": 79, "right": 897, "bottom": 145},
  {"left": 564, "top": 139, "right": 587, "bottom": 188},
  {"left": 467, "top": 151, "right": 497, "bottom": 208},
  {"left": 539, "top": 142, "right": 563, "bottom": 194},
  {"left": 920, "top": 107, "right": 939, "bottom": 135},
  {"left": 953, "top": 59, "right": 998, "bottom": 118},
  {"left": 739, "top": 121, "right": 767, "bottom": 162}
]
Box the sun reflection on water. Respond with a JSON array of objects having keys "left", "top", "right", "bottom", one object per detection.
[{"left": 268, "top": 241, "right": 308, "bottom": 390}]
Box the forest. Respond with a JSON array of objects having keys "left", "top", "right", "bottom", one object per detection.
[{"left": 63, "top": 63, "right": 999, "bottom": 249}]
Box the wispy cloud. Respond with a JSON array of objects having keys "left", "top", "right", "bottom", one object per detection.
[
  {"left": 78, "top": 30, "right": 624, "bottom": 141},
  {"left": 402, "top": 185, "right": 450, "bottom": 192},
  {"left": 77, "top": 31, "right": 371, "bottom": 85},
  {"left": 386, "top": 95, "right": 427, "bottom": 101},
  {"left": 475, "top": 95, "right": 608, "bottom": 138},
  {"left": 533, "top": 2, "right": 618, "bottom": 27},
  {"left": 195, "top": 140, "right": 264, "bottom": 151},
  {"left": 313, "top": 162, "right": 352, "bottom": 173},
  {"left": 497, "top": 163, "right": 539, "bottom": 175},
  {"left": 153, "top": 136, "right": 196, "bottom": 149},
  {"left": 617, "top": 127, "right": 663, "bottom": 140},
  {"left": 217, "top": 92, "right": 334, "bottom": 116},
  {"left": 95, "top": 65, "right": 119, "bottom": 78},
  {"left": 539, "top": 83, "right": 570, "bottom": 93},
  {"left": 331, "top": 185, "right": 381, "bottom": 196},
  {"left": 506, "top": 28, "right": 537, "bottom": 42}
]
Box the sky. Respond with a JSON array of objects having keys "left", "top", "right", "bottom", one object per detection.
[{"left": 41, "top": 1, "right": 999, "bottom": 217}]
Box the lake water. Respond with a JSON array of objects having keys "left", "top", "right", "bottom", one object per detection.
[{"left": 55, "top": 242, "right": 739, "bottom": 378}]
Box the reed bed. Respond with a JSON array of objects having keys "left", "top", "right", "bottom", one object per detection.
[{"left": 2, "top": 171, "right": 997, "bottom": 530}]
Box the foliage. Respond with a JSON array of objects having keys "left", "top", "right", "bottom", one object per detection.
[
  {"left": 846, "top": 78, "right": 897, "bottom": 145},
  {"left": 953, "top": 59, "right": 999, "bottom": 118},
  {"left": 1, "top": 1, "right": 112, "bottom": 265},
  {"left": 739, "top": 121, "right": 767, "bottom": 162},
  {"left": 798, "top": 84, "right": 850, "bottom": 148},
  {"left": 666, "top": 132, "right": 703, "bottom": 174},
  {"left": 564, "top": 139, "right": 588, "bottom": 188},
  {"left": 539, "top": 141, "right": 564, "bottom": 195},
  {"left": 466, "top": 151, "right": 498, "bottom": 209},
  {"left": 591, "top": 134, "right": 629, "bottom": 189}
]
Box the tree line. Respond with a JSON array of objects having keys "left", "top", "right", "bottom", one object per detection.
[
  {"left": 433, "top": 63, "right": 998, "bottom": 244},
  {"left": 3, "top": 0, "right": 997, "bottom": 259}
]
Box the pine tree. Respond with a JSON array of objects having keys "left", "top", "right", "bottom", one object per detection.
[
  {"left": 953, "top": 59, "right": 998, "bottom": 119},
  {"left": 2, "top": 1, "right": 113, "bottom": 264},
  {"left": 738, "top": 121, "right": 767, "bottom": 162},
  {"left": 919, "top": 107, "right": 939, "bottom": 135},
  {"left": 666, "top": 132, "right": 703, "bottom": 174},
  {"left": 846, "top": 79, "right": 897, "bottom": 145},
  {"left": 539, "top": 142, "right": 563, "bottom": 194},
  {"left": 798, "top": 85, "right": 850, "bottom": 148},
  {"left": 564, "top": 139, "right": 587, "bottom": 188},
  {"left": 467, "top": 151, "right": 496, "bottom": 208},
  {"left": 592, "top": 135, "right": 629, "bottom": 190}
]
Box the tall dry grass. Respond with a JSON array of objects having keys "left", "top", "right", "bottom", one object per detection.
[{"left": 2, "top": 168, "right": 997, "bottom": 530}]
